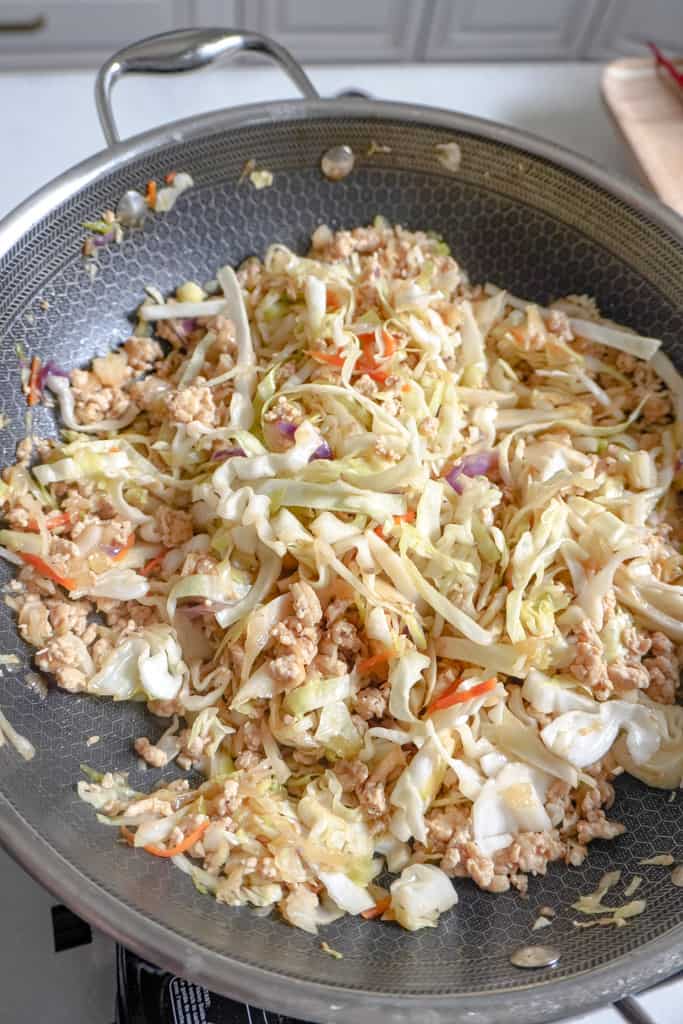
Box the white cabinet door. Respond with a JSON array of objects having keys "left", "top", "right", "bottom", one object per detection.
[
  {"left": 422, "top": 0, "right": 602, "bottom": 60},
  {"left": 585, "top": 0, "right": 683, "bottom": 59},
  {"left": 205, "top": 0, "right": 425, "bottom": 62},
  {"left": 0, "top": 0, "right": 191, "bottom": 67}
]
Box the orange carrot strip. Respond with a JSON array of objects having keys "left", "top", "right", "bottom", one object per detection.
[
  {"left": 145, "top": 180, "right": 157, "bottom": 208},
  {"left": 27, "top": 356, "right": 41, "bottom": 406},
  {"left": 307, "top": 350, "right": 345, "bottom": 367},
  {"left": 144, "top": 820, "right": 209, "bottom": 859},
  {"left": 19, "top": 552, "right": 75, "bottom": 590},
  {"left": 373, "top": 509, "right": 415, "bottom": 540},
  {"left": 428, "top": 676, "right": 497, "bottom": 715},
  {"left": 111, "top": 532, "right": 135, "bottom": 562},
  {"left": 140, "top": 551, "right": 167, "bottom": 576},
  {"left": 326, "top": 290, "right": 341, "bottom": 311},
  {"left": 120, "top": 825, "right": 135, "bottom": 847},
  {"left": 26, "top": 511, "right": 72, "bottom": 533},
  {"left": 357, "top": 649, "right": 394, "bottom": 675},
  {"left": 361, "top": 897, "right": 390, "bottom": 920}
]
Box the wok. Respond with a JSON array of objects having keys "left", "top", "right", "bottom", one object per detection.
[{"left": 0, "top": 28, "right": 681, "bottom": 1024}]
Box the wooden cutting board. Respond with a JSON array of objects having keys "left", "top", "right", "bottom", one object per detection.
[{"left": 602, "top": 56, "right": 683, "bottom": 217}]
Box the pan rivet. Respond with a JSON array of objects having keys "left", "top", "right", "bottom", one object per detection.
[
  {"left": 321, "top": 145, "right": 355, "bottom": 181},
  {"left": 116, "top": 189, "right": 148, "bottom": 227},
  {"left": 510, "top": 945, "right": 561, "bottom": 969}
]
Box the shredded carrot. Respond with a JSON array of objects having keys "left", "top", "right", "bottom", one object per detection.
[
  {"left": 111, "top": 532, "right": 135, "bottom": 562},
  {"left": 373, "top": 509, "right": 415, "bottom": 540},
  {"left": 401, "top": 383, "right": 411, "bottom": 393},
  {"left": 19, "top": 552, "right": 75, "bottom": 590},
  {"left": 26, "top": 511, "right": 72, "bottom": 533},
  {"left": 120, "top": 825, "right": 135, "bottom": 847},
  {"left": 145, "top": 179, "right": 157, "bottom": 208},
  {"left": 428, "top": 676, "right": 497, "bottom": 715},
  {"left": 361, "top": 897, "right": 390, "bottom": 920},
  {"left": 164, "top": 171, "right": 177, "bottom": 185},
  {"left": 144, "top": 820, "right": 209, "bottom": 858},
  {"left": 510, "top": 327, "right": 526, "bottom": 345},
  {"left": 140, "top": 550, "right": 167, "bottom": 576},
  {"left": 27, "top": 356, "right": 41, "bottom": 406},
  {"left": 307, "top": 350, "right": 345, "bottom": 367},
  {"left": 326, "top": 290, "right": 341, "bottom": 311},
  {"left": 357, "top": 649, "right": 394, "bottom": 675}
]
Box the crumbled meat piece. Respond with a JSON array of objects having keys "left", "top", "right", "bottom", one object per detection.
[
  {"left": 92, "top": 352, "right": 132, "bottom": 388},
  {"left": 568, "top": 618, "right": 610, "bottom": 699},
  {"left": 355, "top": 374, "right": 378, "bottom": 397},
  {"left": 270, "top": 654, "right": 307, "bottom": 689},
  {"left": 374, "top": 437, "right": 403, "bottom": 462},
  {"left": 35, "top": 632, "right": 89, "bottom": 692},
  {"left": 157, "top": 506, "right": 194, "bottom": 547},
  {"left": 134, "top": 736, "right": 169, "bottom": 768},
  {"left": 49, "top": 599, "right": 91, "bottom": 637},
  {"left": 497, "top": 831, "right": 565, "bottom": 876},
  {"left": 419, "top": 416, "right": 439, "bottom": 440},
  {"left": 124, "top": 336, "right": 163, "bottom": 371},
  {"left": 328, "top": 618, "right": 360, "bottom": 652},
  {"left": 644, "top": 631, "right": 679, "bottom": 704},
  {"left": 334, "top": 758, "right": 369, "bottom": 792},
  {"left": 359, "top": 779, "right": 387, "bottom": 818},
  {"left": 290, "top": 580, "right": 322, "bottom": 626},
  {"left": 576, "top": 810, "right": 625, "bottom": 844},
  {"left": 71, "top": 369, "right": 131, "bottom": 425},
  {"left": 607, "top": 660, "right": 649, "bottom": 693},
  {"left": 263, "top": 395, "right": 302, "bottom": 426},
  {"left": 18, "top": 596, "right": 53, "bottom": 646},
  {"left": 203, "top": 316, "right": 236, "bottom": 352},
  {"left": 352, "top": 686, "right": 387, "bottom": 721},
  {"left": 235, "top": 750, "right": 262, "bottom": 770},
  {"left": 167, "top": 384, "right": 217, "bottom": 427}
]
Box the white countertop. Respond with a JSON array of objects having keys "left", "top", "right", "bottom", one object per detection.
[{"left": 0, "top": 59, "right": 676, "bottom": 1024}]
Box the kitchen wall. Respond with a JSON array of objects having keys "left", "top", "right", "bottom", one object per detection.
[{"left": 0, "top": 0, "right": 682, "bottom": 68}]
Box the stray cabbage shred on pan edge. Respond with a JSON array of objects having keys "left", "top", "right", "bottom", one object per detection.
[{"left": 2, "top": 219, "right": 683, "bottom": 934}]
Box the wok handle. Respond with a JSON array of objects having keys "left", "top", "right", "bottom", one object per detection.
[{"left": 95, "top": 27, "right": 320, "bottom": 146}]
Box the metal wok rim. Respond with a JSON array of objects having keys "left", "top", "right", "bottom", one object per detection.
[{"left": 1, "top": 96, "right": 683, "bottom": 1023}]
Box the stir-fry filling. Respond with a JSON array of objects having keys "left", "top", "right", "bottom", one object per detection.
[{"left": 3, "top": 220, "right": 682, "bottom": 933}]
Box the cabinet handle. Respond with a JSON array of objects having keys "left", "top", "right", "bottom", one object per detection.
[{"left": 0, "top": 15, "right": 46, "bottom": 33}]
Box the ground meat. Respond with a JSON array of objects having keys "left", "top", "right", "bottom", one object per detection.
[
  {"left": 442, "top": 837, "right": 510, "bottom": 893},
  {"left": 270, "top": 654, "right": 307, "bottom": 689},
  {"left": 157, "top": 506, "right": 194, "bottom": 547},
  {"left": 576, "top": 810, "right": 625, "bottom": 844},
  {"left": 352, "top": 686, "right": 387, "bottom": 721},
  {"left": 18, "top": 596, "right": 53, "bottom": 646},
  {"left": 48, "top": 599, "right": 91, "bottom": 637},
  {"left": 167, "top": 384, "right": 217, "bottom": 428},
  {"left": 496, "top": 831, "right": 565, "bottom": 876},
  {"left": 203, "top": 315, "right": 236, "bottom": 352},
  {"left": 358, "top": 779, "right": 387, "bottom": 818},
  {"left": 644, "top": 631, "right": 679, "bottom": 704},
  {"left": 235, "top": 750, "right": 262, "bottom": 770},
  {"left": 35, "top": 632, "right": 89, "bottom": 692},
  {"left": 263, "top": 395, "right": 303, "bottom": 426},
  {"left": 290, "top": 581, "right": 322, "bottom": 627},
  {"left": 134, "top": 736, "right": 169, "bottom": 768},
  {"left": 124, "top": 336, "right": 163, "bottom": 372},
  {"left": 568, "top": 618, "right": 610, "bottom": 699},
  {"left": 71, "top": 369, "right": 131, "bottom": 425},
  {"left": 328, "top": 618, "right": 360, "bottom": 652},
  {"left": 92, "top": 352, "right": 132, "bottom": 388},
  {"left": 607, "top": 660, "right": 649, "bottom": 693},
  {"left": 334, "top": 758, "right": 369, "bottom": 792}
]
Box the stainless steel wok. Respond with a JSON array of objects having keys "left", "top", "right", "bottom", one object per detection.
[{"left": 0, "top": 28, "right": 681, "bottom": 1024}]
